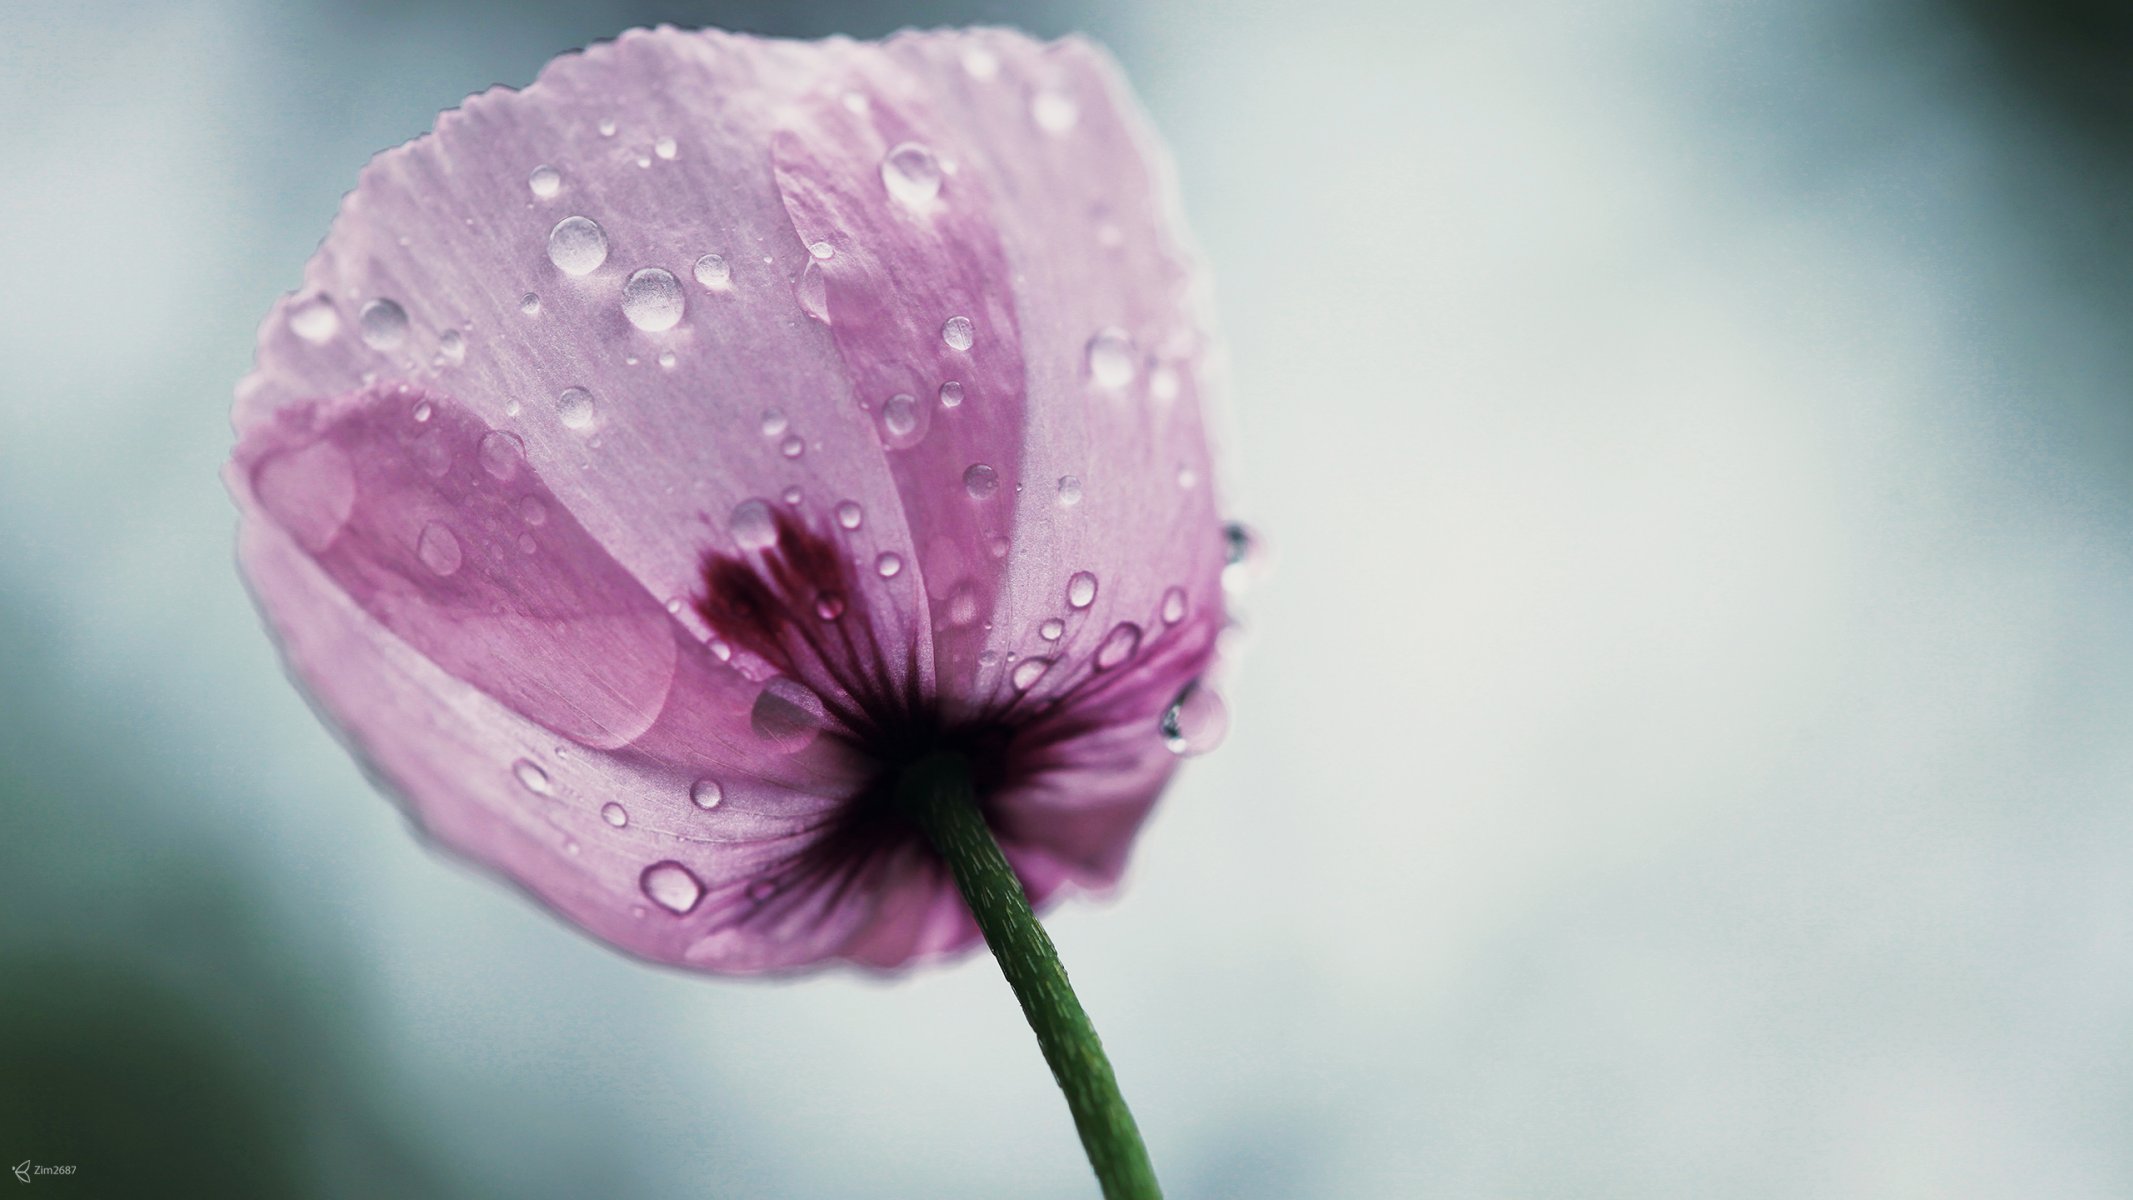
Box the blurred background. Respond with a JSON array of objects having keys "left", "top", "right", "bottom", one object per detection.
[{"left": 5, "top": 0, "right": 2133, "bottom": 1195}]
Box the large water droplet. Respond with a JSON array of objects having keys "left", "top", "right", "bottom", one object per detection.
[
  {"left": 416, "top": 522, "right": 462, "bottom": 576},
  {"left": 759, "top": 409, "right": 789, "bottom": 437},
  {"left": 641, "top": 861, "right": 703, "bottom": 913},
  {"left": 941, "top": 314, "right": 974, "bottom": 351},
  {"left": 939, "top": 380, "right": 965, "bottom": 409},
  {"left": 1161, "top": 586, "right": 1188, "bottom": 625},
  {"left": 795, "top": 260, "right": 829, "bottom": 322},
  {"left": 694, "top": 254, "right": 731, "bottom": 289},
  {"left": 512, "top": 758, "right": 552, "bottom": 795},
  {"left": 808, "top": 240, "right": 835, "bottom": 260},
  {"left": 690, "top": 778, "right": 723, "bottom": 809},
  {"left": 1011, "top": 658, "right": 1053, "bottom": 691},
  {"left": 1067, "top": 571, "right": 1098, "bottom": 609},
  {"left": 751, "top": 677, "right": 827, "bottom": 751},
  {"left": 875, "top": 551, "right": 903, "bottom": 578},
  {"left": 359, "top": 298, "right": 408, "bottom": 349},
  {"left": 1161, "top": 681, "right": 1229, "bottom": 756},
  {"left": 1094, "top": 622, "right": 1142, "bottom": 670},
  {"left": 730, "top": 498, "right": 778, "bottom": 550},
  {"left": 835, "top": 501, "right": 863, "bottom": 530},
  {"left": 654, "top": 135, "right": 678, "bottom": 159},
  {"left": 528, "top": 164, "right": 561, "bottom": 198},
  {"left": 1039, "top": 618, "right": 1064, "bottom": 641},
  {"left": 963, "top": 463, "right": 999, "bottom": 499},
  {"left": 622, "top": 267, "right": 684, "bottom": 331},
  {"left": 881, "top": 142, "right": 943, "bottom": 207},
  {"left": 879, "top": 392, "right": 929, "bottom": 448},
  {"left": 478, "top": 430, "right": 524, "bottom": 481},
  {"left": 814, "top": 591, "right": 846, "bottom": 620},
  {"left": 548, "top": 215, "right": 609, "bottom": 276},
  {"left": 1032, "top": 89, "right": 1079, "bottom": 133},
  {"left": 556, "top": 386, "right": 596, "bottom": 431},
  {"left": 1086, "top": 328, "right": 1134, "bottom": 388},
  {"left": 601, "top": 802, "right": 629, "bottom": 827},
  {"left": 288, "top": 295, "right": 338, "bottom": 343},
  {"left": 1057, "top": 475, "right": 1083, "bottom": 507}
]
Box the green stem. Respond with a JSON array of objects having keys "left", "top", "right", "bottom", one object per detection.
[{"left": 896, "top": 752, "right": 1163, "bottom": 1200}]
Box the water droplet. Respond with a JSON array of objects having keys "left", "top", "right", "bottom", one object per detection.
[
  {"left": 941, "top": 314, "right": 974, "bottom": 351},
  {"left": 795, "top": 260, "right": 829, "bottom": 322},
  {"left": 520, "top": 292, "right": 541, "bottom": 316},
  {"left": 1161, "top": 586, "right": 1188, "bottom": 625},
  {"left": 437, "top": 328, "right": 466, "bottom": 366},
  {"left": 690, "top": 778, "right": 723, "bottom": 809},
  {"left": 939, "top": 380, "right": 964, "bottom": 409},
  {"left": 411, "top": 399, "right": 433, "bottom": 423},
  {"left": 598, "top": 117, "right": 617, "bottom": 137},
  {"left": 1032, "top": 89, "right": 1079, "bottom": 133},
  {"left": 1095, "top": 622, "right": 1142, "bottom": 670},
  {"left": 410, "top": 429, "right": 450, "bottom": 478},
  {"left": 1150, "top": 363, "right": 1182, "bottom": 402},
  {"left": 880, "top": 392, "right": 929, "bottom": 447},
  {"left": 512, "top": 759, "right": 552, "bottom": 795},
  {"left": 1161, "top": 681, "right": 1229, "bottom": 755},
  {"left": 1011, "top": 658, "right": 1053, "bottom": 691},
  {"left": 814, "top": 591, "right": 846, "bottom": 620},
  {"left": 1039, "top": 618, "right": 1065, "bottom": 641},
  {"left": 751, "top": 677, "right": 827, "bottom": 751},
  {"left": 1057, "top": 476, "right": 1083, "bottom": 507},
  {"left": 1086, "top": 328, "right": 1134, "bottom": 388},
  {"left": 358, "top": 298, "right": 408, "bottom": 349},
  {"left": 963, "top": 463, "right": 999, "bottom": 499},
  {"left": 875, "top": 551, "right": 903, "bottom": 578},
  {"left": 601, "top": 802, "right": 629, "bottom": 828},
  {"left": 518, "top": 495, "right": 548, "bottom": 525},
  {"left": 516, "top": 531, "right": 537, "bottom": 554},
  {"left": 946, "top": 585, "right": 980, "bottom": 627},
  {"left": 729, "top": 498, "right": 778, "bottom": 550},
  {"left": 781, "top": 486, "right": 803, "bottom": 506},
  {"left": 622, "top": 267, "right": 684, "bottom": 331},
  {"left": 659, "top": 350, "right": 677, "bottom": 369},
  {"left": 779, "top": 434, "right": 805, "bottom": 459},
  {"left": 416, "top": 522, "right": 462, "bottom": 576},
  {"left": 1067, "top": 571, "right": 1098, "bottom": 609},
  {"left": 694, "top": 253, "right": 731, "bottom": 289},
  {"left": 835, "top": 501, "right": 863, "bottom": 530},
  {"left": 641, "top": 861, "right": 702, "bottom": 913},
  {"left": 528, "top": 164, "right": 561, "bottom": 198},
  {"left": 654, "top": 135, "right": 677, "bottom": 159},
  {"left": 556, "top": 386, "right": 596, "bottom": 431},
  {"left": 288, "top": 295, "right": 338, "bottom": 342},
  {"left": 547, "top": 215, "right": 609, "bottom": 276},
  {"left": 809, "top": 240, "right": 835, "bottom": 260},
  {"left": 881, "top": 142, "right": 943, "bottom": 208},
  {"left": 477, "top": 430, "right": 524, "bottom": 481},
  {"left": 759, "top": 409, "right": 789, "bottom": 437},
  {"left": 963, "top": 47, "right": 1000, "bottom": 78}
]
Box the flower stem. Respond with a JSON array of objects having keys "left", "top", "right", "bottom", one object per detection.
[{"left": 896, "top": 752, "right": 1163, "bottom": 1200}]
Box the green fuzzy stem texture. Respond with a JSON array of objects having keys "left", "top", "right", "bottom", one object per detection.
[{"left": 896, "top": 752, "right": 1163, "bottom": 1200}]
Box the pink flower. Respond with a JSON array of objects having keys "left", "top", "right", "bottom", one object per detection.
[{"left": 229, "top": 27, "right": 1232, "bottom": 973}]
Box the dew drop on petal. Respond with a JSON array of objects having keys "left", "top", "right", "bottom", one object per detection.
[
  {"left": 946, "top": 585, "right": 980, "bottom": 627},
  {"left": 1161, "top": 681, "right": 1229, "bottom": 756},
  {"left": 410, "top": 429, "right": 450, "bottom": 479},
  {"left": 963, "top": 463, "right": 999, "bottom": 499},
  {"left": 621, "top": 267, "right": 684, "bottom": 331},
  {"left": 556, "top": 386, "right": 596, "bottom": 431},
  {"left": 477, "top": 430, "right": 524, "bottom": 481},
  {"left": 654, "top": 135, "right": 677, "bottom": 159},
  {"left": 1095, "top": 622, "right": 1142, "bottom": 670},
  {"left": 795, "top": 261, "right": 829, "bottom": 323},
  {"left": 835, "top": 501, "right": 863, "bottom": 530},
  {"left": 358, "top": 298, "right": 408, "bottom": 349},
  {"left": 694, "top": 254, "right": 731, "bottom": 289},
  {"left": 780, "top": 435, "right": 804, "bottom": 459},
  {"left": 690, "top": 778, "right": 723, "bottom": 809},
  {"left": 520, "top": 292, "right": 541, "bottom": 316},
  {"left": 1067, "top": 571, "right": 1098, "bottom": 609},
  {"left": 751, "top": 677, "right": 827, "bottom": 751},
  {"left": 759, "top": 408, "right": 789, "bottom": 437},
  {"left": 517, "top": 495, "right": 548, "bottom": 525},
  {"left": 1161, "top": 586, "right": 1188, "bottom": 625},
  {"left": 640, "top": 861, "right": 702, "bottom": 913},
  {"left": 601, "top": 802, "right": 629, "bottom": 828},
  {"left": 1039, "top": 618, "right": 1065, "bottom": 641},
  {"left": 547, "top": 215, "right": 609, "bottom": 276},
  {"left": 416, "top": 522, "right": 462, "bottom": 576},
  {"left": 1058, "top": 475, "right": 1083, "bottom": 507},
  {"left": 288, "top": 295, "right": 338, "bottom": 342},
  {"left": 528, "top": 164, "right": 561, "bottom": 198},
  {"left": 512, "top": 759, "right": 552, "bottom": 795},
  {"left": 659, "top": 350, "right": 677, "bottom": 369},
  {"left": 1011, "top": 658, "right": 1053, "bottom": 691},
  {"left": 809, "top": 240, "right": 835, "bottom": 260},
  {"left": 814, "top": 591, "right": 846, "bottom": 620},
  {"left": 1150, "top": 363, "right": 1182, "bottom": 402},
  {"left": 437, "top": 328, "right": 466, "bottom": 365},
  {"left": 1032, "top": 89, "right": 1079, "bottom": 133},
  {"left": 881, "top": 142, "right": 943, "bottom": 207},
  {"left": 1086, "top": 328, "right": 1135, "bottom": 388},
  {"left": 598, "top": 117, "right": 617, "bottom": 137},
  {"left": 730, "top": 498, "right": 778, "bottom": 550},
  {"left": 411, "top": 399, "right": 433, "bottom": 423},
  {"left": 941, "top": 314, "right": 974, "bottom": 351},
  {"left": 875, "top": 551, "right": 903, "bottom": 578},
  {"left": 879, "top": 392, "right": 930, "bottom": 447},
  {"left": 939, "top": 382, "right": 965, "bottom": 410}
]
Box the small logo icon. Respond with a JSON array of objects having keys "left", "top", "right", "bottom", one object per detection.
[{"left": 10, "top": 1161, "right": 28, "bottom": 1185}]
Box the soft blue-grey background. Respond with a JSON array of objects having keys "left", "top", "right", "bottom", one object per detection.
[{"left": 5, "top": 0, "right": 2133, "bottom": 1196}]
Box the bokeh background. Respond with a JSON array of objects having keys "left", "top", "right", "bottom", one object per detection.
[{"left": 6, "top": 0, "right": 2133, "bottom": 1196}]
